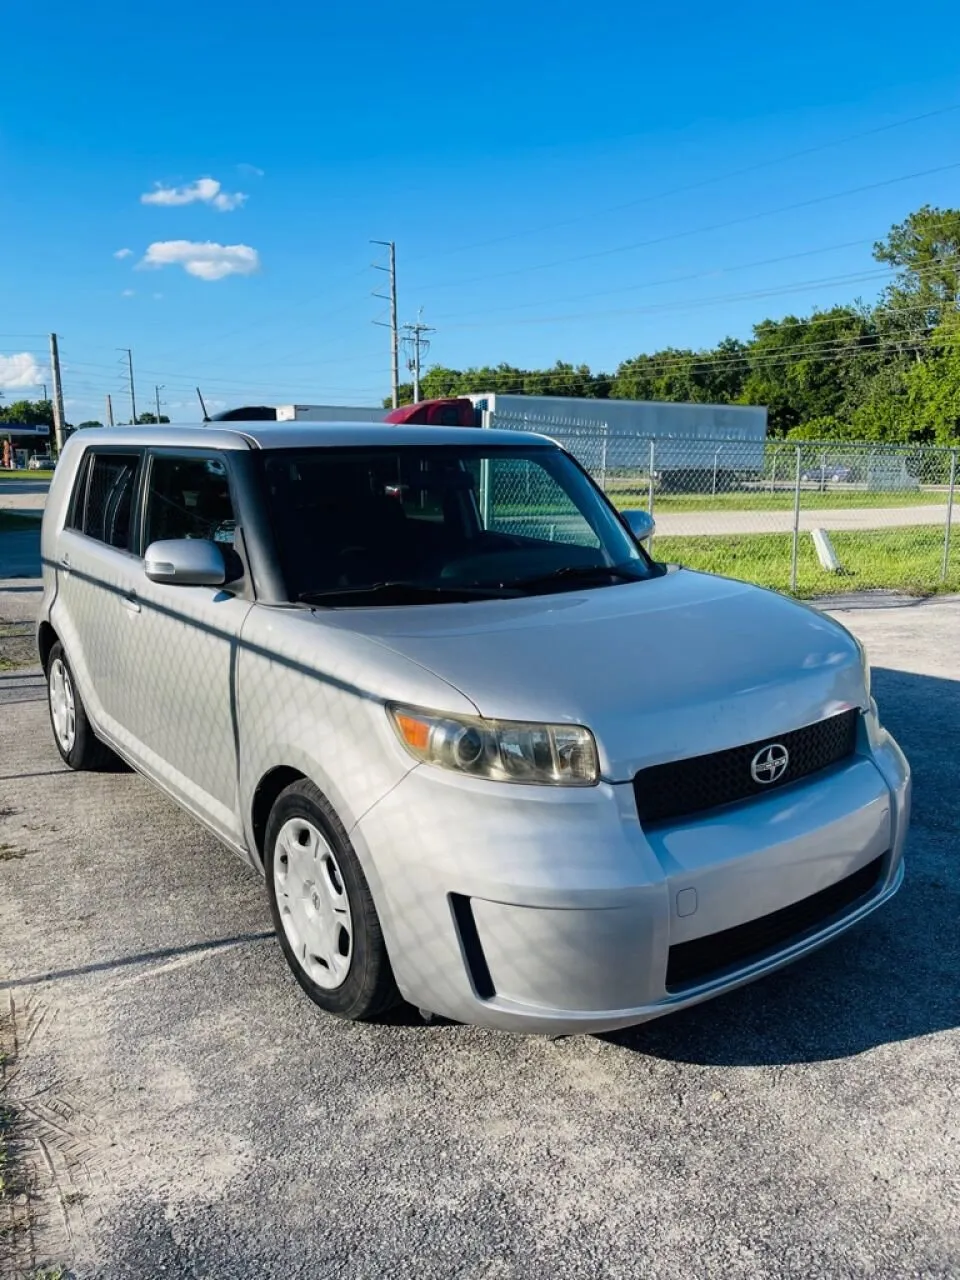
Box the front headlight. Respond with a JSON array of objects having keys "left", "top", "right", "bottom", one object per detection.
[{"left": 388, "top": 705, "right": 600, "bottom": 786}]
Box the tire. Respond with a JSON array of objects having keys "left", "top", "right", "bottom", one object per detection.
[
  {"left": 46, "top": 641, "right": 116, "bottom": 771},
  {"left": 264, "top": 779, "right": 399, "bottom": 1021}
]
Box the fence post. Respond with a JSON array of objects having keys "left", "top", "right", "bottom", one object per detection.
[
  {"left": 791, "top": 445, "right": 802, "bottom": 594},
  {"left": 942, "top": 449, "right": 957, "bottom": 583},
  {"left": 599, "top": 424, "right": 608, "bottom": 493},
  {"left": 647, "top": 439, "right": 656, "bottom": 556}
]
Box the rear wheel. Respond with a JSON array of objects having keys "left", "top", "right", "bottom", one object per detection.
[
  {"left": 46, "top": 641, "right": 115, "bottom": 771},
  {"left": 264, "top": 779, "right": 399, "bottom": 1020}
]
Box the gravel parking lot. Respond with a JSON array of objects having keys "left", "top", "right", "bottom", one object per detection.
[{"left": 1, "top": 590, "right": 958, "bottom": 1279}]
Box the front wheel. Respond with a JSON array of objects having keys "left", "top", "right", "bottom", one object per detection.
[
  {"left": 264, "top": 779, "right": 399, "bottom": 1021},
  {"left": 46, "top": 641, "right": 116, "bottom": 771}
]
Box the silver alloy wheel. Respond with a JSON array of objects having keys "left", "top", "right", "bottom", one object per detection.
[
  {"left": 273, "top": 817, "right": 353, "bottom": 990},
  {"left": 49, "top": 657, "right": 77, "bottom": 754}
]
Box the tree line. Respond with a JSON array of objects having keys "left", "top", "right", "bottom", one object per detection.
[
  {"left": 0, "top": 400, "right": 168, "bottom": 433},
  {"left": 395, "top": 205, "right": 960, "bottom": 446}
]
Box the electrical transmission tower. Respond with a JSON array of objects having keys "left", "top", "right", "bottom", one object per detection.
[
  {"left": 371, "top": 240, "right": 399, "bottom": 409},
  {"left": 118, "top": 348, "right": 137, "bottom": 423}
]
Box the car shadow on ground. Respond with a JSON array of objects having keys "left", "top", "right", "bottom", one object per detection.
[{"left": 607, "top": 666, "right": 960, "bottom": 1066}]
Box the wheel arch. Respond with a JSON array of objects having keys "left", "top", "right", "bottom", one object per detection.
[
  {"left": 250, "top": 766, "right": 307, "bottom": 867},
  {"left": 37, "top": 621, "right": 59, "bottom": 673}
]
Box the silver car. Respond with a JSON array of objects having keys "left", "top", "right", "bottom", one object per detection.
[{"left": 37, "top": 424, "right": 910, "bottom": 1034}]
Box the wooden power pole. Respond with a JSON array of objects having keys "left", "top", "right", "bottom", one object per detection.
[{"left": 49, "top": 333, "right": 66, "bottom": 454}]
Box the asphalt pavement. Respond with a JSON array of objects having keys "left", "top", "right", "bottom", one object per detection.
[
  {"left": 0, "top": 523, "right": 41, "bottom": 578},
  {"left": 1, "top": 594, "right": 958, "bottom": 1279}
]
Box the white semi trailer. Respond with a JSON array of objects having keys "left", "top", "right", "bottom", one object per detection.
[
  {"left": 466, "top": 394, "right": 769, "bottom": 487},
  {"left": 275, "top": 404, "right": 386, "bottom": 423}
]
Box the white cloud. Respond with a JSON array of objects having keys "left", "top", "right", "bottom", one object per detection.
[
  {"left": 114, "top": 247, "right": 133, "bottom": 259},
  {"left": 141, "top": 177, "right": 247, "bottom": 212},
  {"left": 237, "top": 163, "right": 264, "bottom": 178},
  {"left": 122, "top": 288, "right": 136, "bottom": 297},
  {"left": 0, "top": 352, "right": 47, "bottom": 389},
  {"left": 139, "top": 240, "right": 260, "bottom": 281},
  {"left": 212, "top": 190, "right": 246, "bottom": 211}
]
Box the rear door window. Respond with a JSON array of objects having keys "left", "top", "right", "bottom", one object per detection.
[{"left": 79, "top": 452, "right": 143, "bottom": 551}]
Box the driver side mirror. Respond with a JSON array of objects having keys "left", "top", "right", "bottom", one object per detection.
[
  {"left": 621, "top": 509, "right": 655, "bottom": 544},
  {"left": 144, "top": 538, "right": 226, "bottom": 586}
]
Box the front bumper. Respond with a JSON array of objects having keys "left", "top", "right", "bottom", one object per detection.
[{"left": 353, "top": 731, "right": 910, "bottom": 1035}]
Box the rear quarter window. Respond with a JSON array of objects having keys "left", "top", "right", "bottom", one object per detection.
[{"left": 65, "top": 453, "right": 92, "bottom": 531}]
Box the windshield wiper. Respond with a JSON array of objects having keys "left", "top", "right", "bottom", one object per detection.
[
  {"left": 299, "top": 581, "right": 513, "bottom": 606},
  {"left": 505, "top": 563, "right": 647, "bottom": 592}
]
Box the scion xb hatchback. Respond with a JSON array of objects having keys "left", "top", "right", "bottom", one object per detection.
[{"left": 38, "top": 424, "right": 910, "bottom": 1034}]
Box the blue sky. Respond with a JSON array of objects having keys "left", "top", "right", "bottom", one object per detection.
[{"left": 2, "top": 0, "right": 960, "bottom": 421}]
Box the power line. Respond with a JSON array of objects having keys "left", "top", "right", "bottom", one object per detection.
[
  {"left": 428, "top": 237, "right": 874, "bottom": 323},
  {"left": 436, "top": 268, "right": 902, "bottom": 329},
  {"left": 53, "top": 283, "right": 946, "bottom": 397},
  {"left": 410, "top": 159, "right": 960, "bottom": 294},
  {"left": 410, "top": 254, "right": 960, "bottom": 334},
  {"left": 371, "top": 333, "right": 938, "bottom": 398},
  {"left": 405, "top": 101, "right": 960, "bottom": 265},
  {"left": 42, "top": 258, "right": 954, "bottom": 408}
]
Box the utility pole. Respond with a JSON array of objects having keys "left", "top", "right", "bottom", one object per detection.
[
  {"left": 371, "top": 240, "right": 399, "bottom": 409},
  {"left": 42, "top": 383, "right": 48, "bottom": 402},
  {"left": 106, "top": 394, "right": 115, "bottom": 427},
  {"left": 401, "top": 312, "right": 435, "bottom": 404},
  {"left": 49, "top": 333, "right": 66, "bottom": 455},
  {"left": 155, "top": 384, "right": 164, "bottom": 424},
  {"left": 119, "top": 347, "right": 137, "bottom": 423}
]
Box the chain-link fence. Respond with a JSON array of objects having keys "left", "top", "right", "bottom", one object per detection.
[{"left": 489, "top": 411, "right": 960, "bottom": 596}]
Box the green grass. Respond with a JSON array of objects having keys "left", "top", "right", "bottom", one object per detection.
[
  {"left": 653, "top": 524, "right": 960, "bottom": 596},
  {"left": 0, "top": 470, "right": 52, "bottom": 481}
]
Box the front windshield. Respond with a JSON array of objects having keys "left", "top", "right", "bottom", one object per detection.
[{"left": 259, "top": 443, "right": 655, "bottom": 605}]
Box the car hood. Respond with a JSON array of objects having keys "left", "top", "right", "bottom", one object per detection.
[{"left": 319, "top": 569, "right": 867, "bottom": 781}]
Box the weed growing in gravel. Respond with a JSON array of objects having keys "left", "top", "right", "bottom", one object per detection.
[{"left": 0, "top": 844, "right": 25, "bottom": 862}]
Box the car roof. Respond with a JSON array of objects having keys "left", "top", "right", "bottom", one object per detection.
[{"left": 69, "top": 422, "right": 555, "bottom": 451}]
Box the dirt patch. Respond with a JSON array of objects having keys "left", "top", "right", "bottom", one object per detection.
[{"left": 0, "top": 620, "right": 35, "bottom": 672}]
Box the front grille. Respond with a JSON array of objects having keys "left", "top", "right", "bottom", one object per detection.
[
  {"left": 633, "top": 709, "right": 859, "bottom": 826},
  {"left": 665, "top": 855, "right": 884, "bottom": 990}
]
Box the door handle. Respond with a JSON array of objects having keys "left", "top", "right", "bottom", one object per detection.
[
  {"left": 121, "top": 593, "right": 141, "bottom": 614},
  {"left": 59, "top": 554, "right": 71, "bottom": 574}
]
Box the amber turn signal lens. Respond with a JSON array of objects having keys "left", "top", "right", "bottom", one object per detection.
[{"left": 394, "top": 713, "right": 431, "bottom": 752}]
